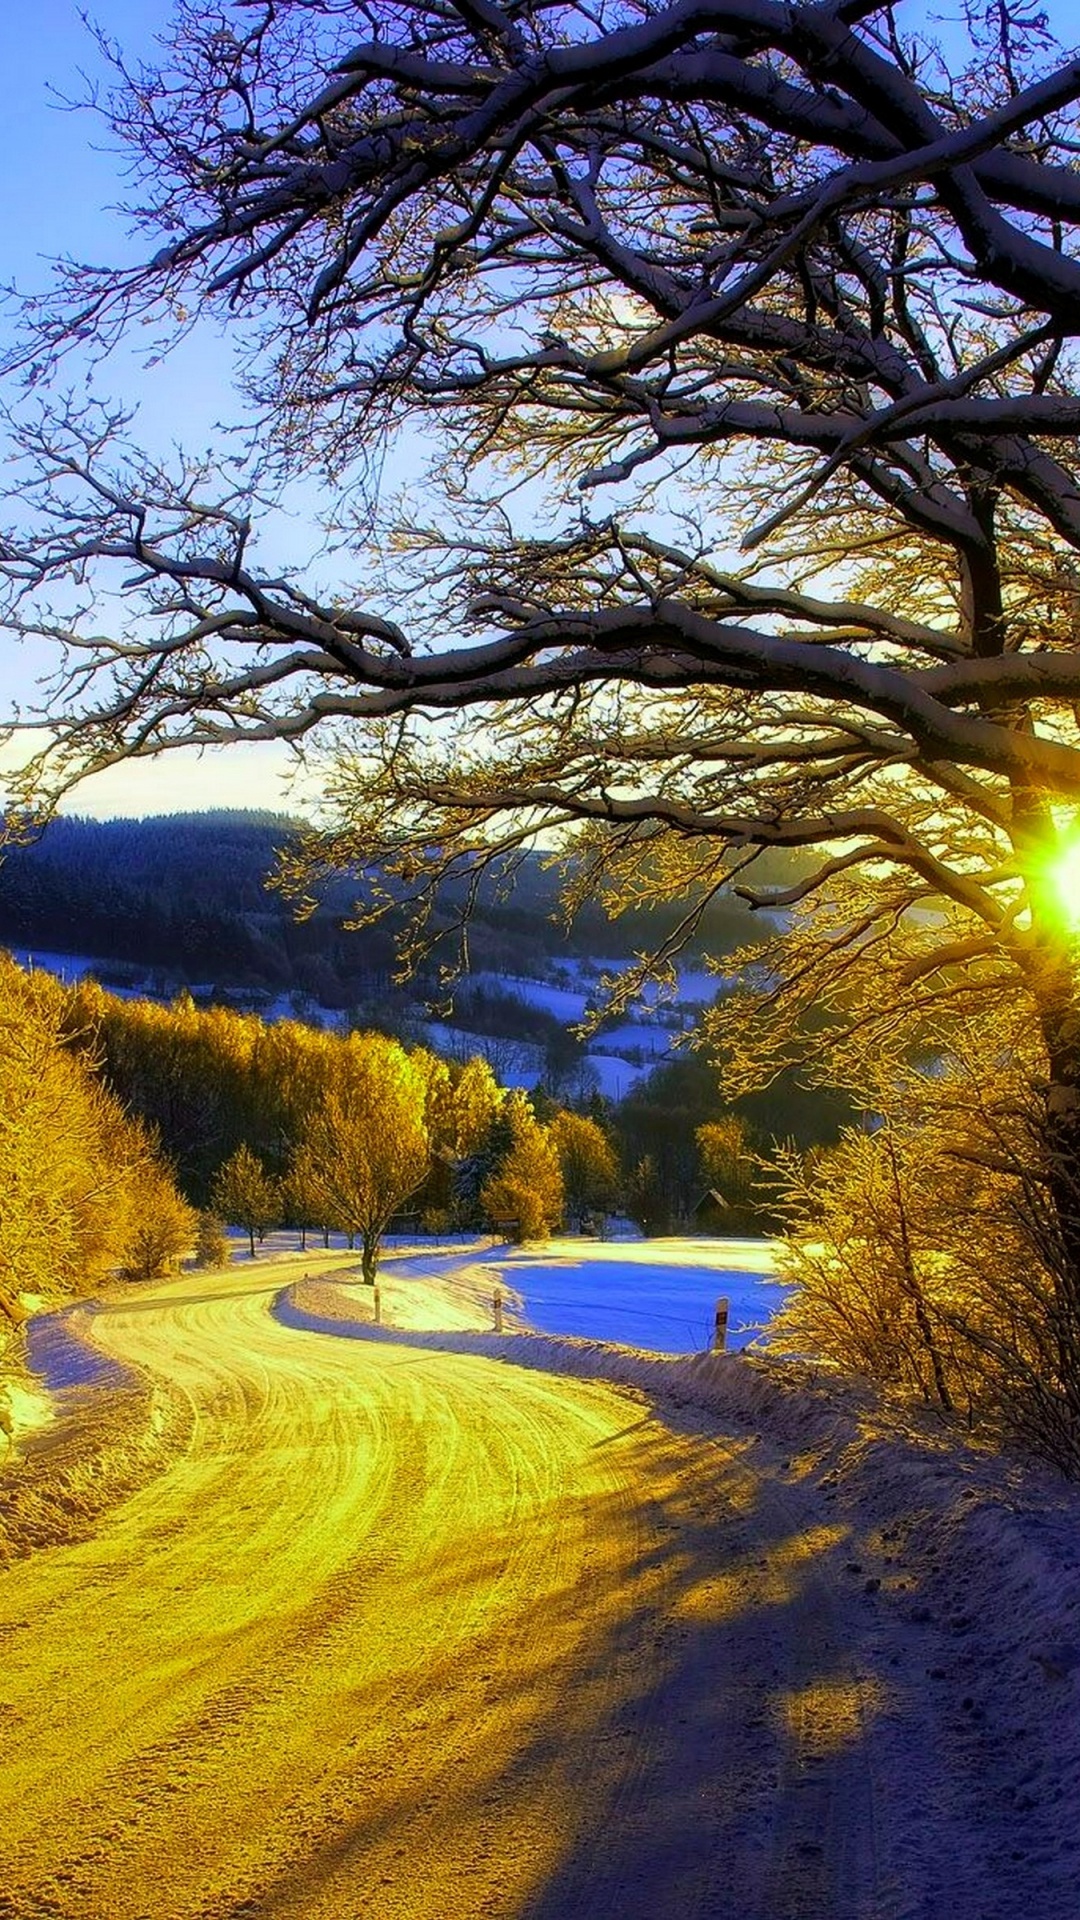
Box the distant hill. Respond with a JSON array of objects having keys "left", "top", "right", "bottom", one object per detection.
[{"left": 0, "top": 810, "right": 782, "bottom": 1008}]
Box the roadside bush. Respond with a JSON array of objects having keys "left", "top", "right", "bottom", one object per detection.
[
  {"left": 120, "top": 1156, "right": 197, "bottom": 1280},
  {"left": 0, "top": 953, "right": 186, "bottom": 1305},
  {"left": 770, "top": 1041, "right": 1080, "bottom": 1477},
  {"left": 193, "top": 1210, "right": 231, "bottom": 1268}
]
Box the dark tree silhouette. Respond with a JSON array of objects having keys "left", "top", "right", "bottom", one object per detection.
[{"left": 5, "top": 4, "right": 1080, "bottom": 1298}]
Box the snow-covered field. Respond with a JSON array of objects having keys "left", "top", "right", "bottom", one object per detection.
[
  {"left": 4, "top": 944, "right": 103, "bottom": 982},
  {"left": 466, "top": 965, "right": 726, "bottom": 1093},
  {"left": 483, "top": 1233, "right": 786, "bottom": 1352}
]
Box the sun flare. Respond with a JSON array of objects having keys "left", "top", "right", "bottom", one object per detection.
[{"left": 1052, "top": 842, "right": 1080, "bottom": 928}]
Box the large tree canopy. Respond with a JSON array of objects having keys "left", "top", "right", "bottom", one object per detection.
[{"left": 4, "top": 0, "right": 1080, "bottom": 1035}]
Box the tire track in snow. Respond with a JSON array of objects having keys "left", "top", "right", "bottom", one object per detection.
[{"left": 0, "top": 1258, "right": 884, "bottom": 1919}]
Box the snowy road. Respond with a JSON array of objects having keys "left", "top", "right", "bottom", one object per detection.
[{"left": 2, "top": 1253, "right": 1072, "bottom": 1918}]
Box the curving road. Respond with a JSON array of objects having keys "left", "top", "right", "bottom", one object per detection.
[{"left": 0, "top": 1256, "right": 883, "bottom": 1920}]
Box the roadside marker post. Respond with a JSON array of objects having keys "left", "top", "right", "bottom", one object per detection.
[
  {"left": 714, "top": 1297, "right": 729, "bottom": 1353},
  {"left": 373, "top": 1283, "right": 382, "bottom": 1326},
  {"left": 493, "top": 1285, "right": 503, "bottom": 1333}
]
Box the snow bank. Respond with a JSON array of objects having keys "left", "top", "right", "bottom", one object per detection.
[
  {"left": 279, "top": 1265, "right": 1080, "bottom": 1913},
  {"left": 0, "top": 1304, "right": 193, "bottom": 1564}
]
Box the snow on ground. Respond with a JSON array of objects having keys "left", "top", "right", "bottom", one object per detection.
[
  {"left": 4, "top": 945, "right": 102, "bottom": 982},
  {"left": 10, "top": 1249, "right": 889, "bottom": 1917},
  {"left": 480, "top": 1233, "right": 786, "bottom": 1352},
  {"left": 8, "top": 1238, "right": 1080, "bottom": 1909},
  {"left": 272, "top": 1232, "right": 786, "bottom": 1354},
  {"left": 471, "top": 965, "right": 725, "bottom": 1018},
  {"left": 0, "top": 1377, "right": 52, "bottom": 1449},
  {"left": 579, "top": 1050, "right": 651, "bottom": 1098},
  {"left": 420, "top": 1019, "right": 545, "bottom": 1083},
  {"left": 418, "top": 1018, "right": 669, "bottom": 1095},
  {"left": 0, "top": 1240, "right": 368, "bottom": 1553},
  {"left": 468, "top": 971, "right": 593, "bottom": 1023},
  {"left": 279, "top": 1244, "right": 1080, "bottom": 1917},
  {"left": 0, "top": 1334, "right": 193, "bottom": 1564},
  {"left": 455, "top": 965, "right": 733, "bottom": 1094}
]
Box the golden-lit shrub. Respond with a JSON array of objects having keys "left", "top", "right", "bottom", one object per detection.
[
  {"left": 771, "top": 1054, "right": 1080, "bottom": 1476},
  {"left": 193, "top": 1210, "right": 231, "bottom": 1269},
  {"left": 118, "top": 1149, "right": 198, "bottom": 1280},
  {"left": 480, "top": 1092, "right": 563, "bottom": 1241},
  {"left": 0, "top": 955, "right": 191, "bottom": 1304}
]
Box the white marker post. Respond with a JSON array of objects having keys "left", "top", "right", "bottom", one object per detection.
[
  {"left": 493, "top": 1284, "right": 504, "bottom": 1333},
  {"left": 714, "top": 1297, "right": 729, "bottom": 1353},
  {"left": 373, "top": 1283, "right": 382, "bottom": 1326}
]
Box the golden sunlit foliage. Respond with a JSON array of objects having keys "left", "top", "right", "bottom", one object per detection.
[
  {"left": 0, "top": 956, "right": 193, "bottom": 1319},
  {"left": 695, "top": 1119, "right": 759, "bottom": 1234},
  {"left": 62, "top": 983, "right": 509, "bottom": 1215},
  {"left": 297, "top": 1032, "right": 432, "bottom": 1280},
  {"left": 481, "top": 1092, "right": 564, "bottom": 1243},
  {"left": 118, "top": 1147, "right": 198, "bottom": 1283},
  {"left": 438, "top": 1054, "right": 503, "bottom": 1161},
  {"left": 549, "top": 1111, "right": 618, "bottom": 1228},
  {"left": 764, "top": 985, "right": 1080, "bottom": 1474},
  {"left": 58, "top": 976, "right": 565, "bottom": 1275}
]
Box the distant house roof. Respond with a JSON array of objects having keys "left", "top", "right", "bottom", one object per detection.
[{"left": 691, "top": 1188, "right": 728, "bottom": 1215}]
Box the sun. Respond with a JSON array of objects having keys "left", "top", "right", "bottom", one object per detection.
[{"left": 1051, "top": 841, "right": 1080, "bottom": 929}]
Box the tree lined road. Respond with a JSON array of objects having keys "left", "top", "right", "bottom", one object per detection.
[{"left": 0, "top": 1259, "right": 885, "bottom": 1919}]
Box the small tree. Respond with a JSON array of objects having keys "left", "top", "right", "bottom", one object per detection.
[
  {"left": 298, "top": 1032, "right": 430, "bottom": 1281},
  {"left": 549, "top": 1111, "right": 618, "bottom": 1230},
  {"left": 211, "top": 1144, "right": 280, "bottom": 1257},
  {"left": 120, "top": 1159, "right": 197, "bottom": 1281},
  {"left": 193, "top": 1209, "right": 230, "bottom": 1270},
  {"left": 480, "top": 1093, "right": 563, "bottom": 1242}
]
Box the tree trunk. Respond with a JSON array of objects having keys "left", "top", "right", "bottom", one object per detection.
[
  {"left": 361, "top": 1228, "right": 379, "bottom": 1285},
  {"left": 1038, "top": 1047, "right": 1080, "bottom": 1307},
  {"left": 1007, "top": 782, "right": 1080, "bottom": 1460},
  {"left": 247, "top": 1224, "right": 256, "bottom": 1257},
  {"left": 0, "top": 1285, "right": 27, "bottom": 1326},
  {"left": 883, "top": 1131, "right": 954, "bottom": 1415},
  {"left": 1028, "top": 933, "right": 1080, "bottom": 1465}
]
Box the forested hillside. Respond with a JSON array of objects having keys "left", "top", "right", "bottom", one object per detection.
[{"left": 0, "top": 811, "right": 773, "bottom": 1004}]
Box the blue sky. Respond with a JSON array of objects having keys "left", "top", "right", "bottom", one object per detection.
[
  {"left": 1, "top": 2, "right": 1077, "bottom": 818},
  {"left": 3, "top": 4, "right": 167, "bottom": 285},
  {"left": 0, "top": 2, "right": 319, "bottom": 818}
]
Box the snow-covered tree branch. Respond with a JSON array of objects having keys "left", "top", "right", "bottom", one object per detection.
[{"left": 6, "top": 3, "right": 1080, "bottom": 1264}]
